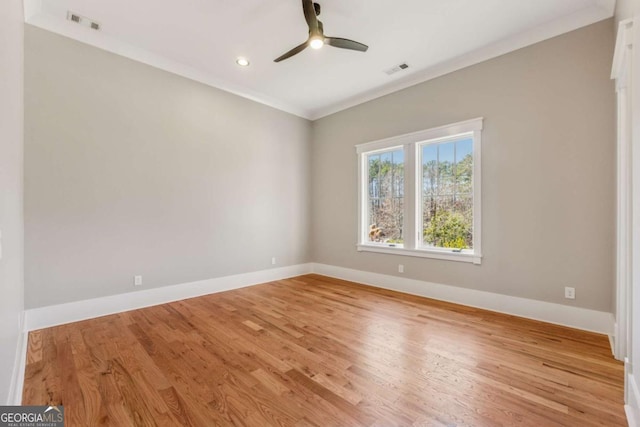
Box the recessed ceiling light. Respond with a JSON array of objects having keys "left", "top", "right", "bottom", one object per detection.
[{"left": 236, "top": 57, "right": 250, "bottom": 67}]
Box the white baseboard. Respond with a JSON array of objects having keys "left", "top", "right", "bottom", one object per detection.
[
  {"left": 24, "top": 263, "right": 313, "bottom": 331},
  {"left": 16, "top": 262, "right": 619, "bottom": 409},
  {"left": 23, "top": 261, "right": 615, "bottom": 336},
  {"left": 7, "top": 312, "right": 27, "bottom": 405},
  {"left": 627, "top": 371, "right": 640, "bottom": 427},
  {"left": 311, "top": 263, "right": 614, "bottom": 335},
  {"left": 610, "top": 331, "right": 617, "bottom": 359}
]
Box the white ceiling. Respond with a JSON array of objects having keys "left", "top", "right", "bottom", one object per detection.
[{"left": 24, "top": 0, "right": 615, "bottom": 120}]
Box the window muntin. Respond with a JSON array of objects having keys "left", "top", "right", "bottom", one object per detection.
[{"left": 356, "top": 118, "right": 482, "bottom": 264}]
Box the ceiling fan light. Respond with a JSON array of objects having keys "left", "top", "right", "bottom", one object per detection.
[
  {"left": 310, "top": 37, "right": 324, "bottom": 49},
  {"left": 236, "top": 57, "right": 250, "bottom": 67}
]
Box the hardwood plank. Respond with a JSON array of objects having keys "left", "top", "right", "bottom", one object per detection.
[
  {"left": 22, "top": 274, "right": 626, "bottom": 426},
  {"left": 26, "top": 330, "right": 42, "bottom": 364}
]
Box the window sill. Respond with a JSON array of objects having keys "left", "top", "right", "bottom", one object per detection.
[{"left": 356, "top": 244, "right": 482, "bottom": 264}]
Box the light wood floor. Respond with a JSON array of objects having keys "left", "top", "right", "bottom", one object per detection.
[{"left": 23, "top": 274, "right": 625, "bottom": 426}]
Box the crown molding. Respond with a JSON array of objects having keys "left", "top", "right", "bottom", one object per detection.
[
  {"left": 24, "top": 1, "right": 614, "bottom": 121},
  {"left": 309, "top": 3, "right": 615, "bottom": 120}
]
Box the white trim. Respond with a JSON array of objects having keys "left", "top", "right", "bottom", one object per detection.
[
  {"left": 472, "top": 129, "right": 482, "bottom": 261},
  {"left": 627, "top": 370, "right": 640, "bottom": 427},
  {"left": 7, "top": 312, "right": 27, "bottom": 405},
  {"left": 23, "top": 12, "right": 311, "bottom": 119},
  {"left": 23, "top": 2, "right": 613, "bottom": 121},
  {"left": 356, "top": 244, "right": 481, "bottom": 264},
  {"left": 24, "top": 264, "right": 313, "bottom": 331},
  {"left": 356, "top": 118, "right": 483, "bottom": 264},
  {"left": 612, "top": 19, "right": 634, "bottom": 81},
  {"left": 357, "top": 146, "right": 367, "bottom": 245},
  {"left": 15, "top": 263, "right": 615, "bottom": 404},
  {"left": 609, "top": 332, "right": 616, "bottom": 357},
  {"left": 612, "top": 18, "right": 634, "bottom": 362},
  {"left": 311, "top": 263, "right": 614, "bottom": 335},
  {"left": 356, "top": 118, "right": 483, "bottom": 153},
  {"left": 21, "top": 262, "right": 614, "bottom": 337},
  {"left": 404, "top": 140, "right": 418, "bottom": 251},
  {"left": 626, "top": 406, "right": 639, "bottom": 427},
  {"left": 310, "top": 3, "right": 614, "bottom": 120}
]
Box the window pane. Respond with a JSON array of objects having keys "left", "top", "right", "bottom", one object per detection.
[
  {"left": 368, "top": 154, "right": 380, "bottom": 198},
  {"left": 367, "top": 148, "right": 404, "bottom": 244},
  {"left": 455, "top": 139, "right": 473, "bottom": 195},
  {"left": 393, "top": 150, "right": 404, "bottom": 198},
  {"left": 379, "top": 152, "right": 392, "bottom": 198},
  {"left": 421, "top": 137, "right": 473, "bottom": 250},
  {"left": 438, "top": 142, "right": 455, "bottom": 195},
  {"left": 422, "top": 145, "right": 437, "bottom": 196},
  {"left": 453, "top": 195, "right": 473, "bottom": 248}
]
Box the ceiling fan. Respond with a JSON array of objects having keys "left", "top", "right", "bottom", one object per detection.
[{"left": 274, "top": 0, "right": 369, "bottom": 63}]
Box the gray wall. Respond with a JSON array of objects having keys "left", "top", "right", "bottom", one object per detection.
[
  {"left": 25, "top": 19, "right": 617, "bottom": 313},
  {"left": 25, "top": 26, "right": 311, "bottom": 309},
  {"left": 311, "top": 19, "right": 616, "bottom": 312},
  {"left": 0, "top": 1, "right": 25, "bottom": 404}
]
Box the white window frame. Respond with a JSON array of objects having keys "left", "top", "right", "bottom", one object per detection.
[{"left": 356, "top": 118, "right": 483, "bottom": 264}]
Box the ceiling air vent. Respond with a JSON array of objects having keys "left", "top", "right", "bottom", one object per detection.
[
  {"left": 384, "top": 63, "right": 409, "bottom": 76},
  {"left": 66, "top": 11, "right": 100, "bottom": 31}
]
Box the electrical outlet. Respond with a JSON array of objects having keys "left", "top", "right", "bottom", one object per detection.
[
  {"left": 271, "top": 257, "right": 276, "bottom": 265},
  {"left": 134, "top": 275, "right": 143, "bottom": 286},
  {"left": 564, "top": 286, "right": 575, "bottom": 299},
  {"left": 398, "top": 264, "right": 404, "bottom": 273}
]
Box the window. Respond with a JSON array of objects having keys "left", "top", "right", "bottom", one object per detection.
[{"left": 357, "top": 118, "right": 482, "bottom": 264}]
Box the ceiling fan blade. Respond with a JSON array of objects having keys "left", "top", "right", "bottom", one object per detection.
[
  {"left": 274, "top": 41, "right": 309, "bottom": 62},
  {"left": 274, "top": 3, "right": 369, "bottom": 64},
  {"left": 302, "top": 0, "right": 319, "bottom": 32},
  {"left": 325, "top": 37, "right": 368, "bottom": 52}
]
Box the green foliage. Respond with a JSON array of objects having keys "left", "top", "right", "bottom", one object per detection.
[
  {"left": 386, "top": 238, "right": 404, "bottom": 244},
  {"left": 442, "top": 236, "right": 466, "bottom": 249},
  {"left": 455, "top": 154, "right": 473, "bottom": 193},
  {"left": 424, "top": 211, "right": 470, "bottom": 249}
]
